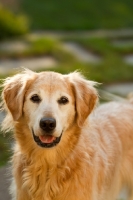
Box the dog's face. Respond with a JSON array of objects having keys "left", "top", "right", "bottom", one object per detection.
[
  {"left": 23, "top": 72, "right": 76, "bottom": 148},
  {"left": 2, "top": 70, "right": 98, "bottom": 148}
]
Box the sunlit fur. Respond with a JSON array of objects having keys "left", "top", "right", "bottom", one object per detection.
[{"left": 1, "top": 69, "right": 133, "bottom": 200}]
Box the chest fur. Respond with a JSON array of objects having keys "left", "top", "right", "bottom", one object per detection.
[{"left": 21, "top": 162, "right": 74, "bottom": 200}]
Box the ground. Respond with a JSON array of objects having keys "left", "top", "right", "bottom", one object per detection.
[{"left": 0, "top": 166, "right": 11, "bottom": 199}]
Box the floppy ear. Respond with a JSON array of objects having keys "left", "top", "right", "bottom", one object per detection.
[
  {"left": 2, "top": 70, "right": 36, "bottom": 121},
  {"left": 68, "top": 72, "right": 98, "bottom": 127}
]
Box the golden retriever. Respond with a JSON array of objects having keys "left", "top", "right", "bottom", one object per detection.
[{"left": 1, "top": 69, "right": 133, "bottom": 200}]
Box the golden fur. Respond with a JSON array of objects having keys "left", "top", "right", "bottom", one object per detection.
[{"left": 1, "top": 69, "right": 133, "bottom": 200}]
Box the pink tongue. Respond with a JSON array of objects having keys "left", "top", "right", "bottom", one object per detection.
[{"left": 39, "top": 135, "right": 56, "bottom": 144}]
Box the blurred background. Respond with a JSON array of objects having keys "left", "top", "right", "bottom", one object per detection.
[{"left": 0, "top": 0, "right": 133, "bottom": 199}]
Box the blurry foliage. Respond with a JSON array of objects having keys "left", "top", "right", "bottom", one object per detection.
[
  {"left": 0, "top": 133, "right": 11, "bottom": 166},
  {"left": 21, "top": 0, "right": 133, "bottom": 30},
  {"left": 0, "top": 36, "right": 133, "bottom": 84},
  {"left": 23, "top": 38, "right": 75, "bottom": 62},
  {"left": 62, "top": 37, "right": 133, "bottom": 83},
  {"left": 0, "top": 37, "right": 76, "bottom": 63},
  {"left": 0, "top": 4, "right": 29, "bottom": 40}
]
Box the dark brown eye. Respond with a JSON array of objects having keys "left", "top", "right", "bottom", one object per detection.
[
  {"left": 58, "top": 96, "right": 69, "bottom": 105},
  {"left": 30, "top": 94, "right": 41, "bottom": 103}
]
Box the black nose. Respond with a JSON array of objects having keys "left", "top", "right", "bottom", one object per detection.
[{"left": 40, "top": 117, "right": 56, "bottom": 133}]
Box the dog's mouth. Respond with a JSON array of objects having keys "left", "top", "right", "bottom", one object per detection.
[{"left": 32, "top": 130, "right": 62, "bottom": 148}]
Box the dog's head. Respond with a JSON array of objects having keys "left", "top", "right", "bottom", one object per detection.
[{"left": 2, "top": 69, "right": 98, "bottom": 148}]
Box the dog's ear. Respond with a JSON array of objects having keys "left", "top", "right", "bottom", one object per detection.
[
  {"left": 2, "top": 70, "right": 36, "bottom": 121},
  {"left": 68, "top": 72, "right": 98, "bottom": 127}
]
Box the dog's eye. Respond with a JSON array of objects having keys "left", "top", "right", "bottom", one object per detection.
[
  {"left": 30, "top": 94, "right": 41, "bottom": 103},
  {"left": 58, "top": 96, "right": 69, "bottom": 105}
]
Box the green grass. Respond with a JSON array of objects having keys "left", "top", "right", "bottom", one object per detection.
[
  {"left": 113, "top": 44, "right": 133, "bottom": 55},
  {"left": 0, "top": 37, "right": 59, "bottom": 58},
  {"left": 0, "top": 132, "right": 12, "bottom": 166},
  {"left": 61, "top": 37, "right": 133, "bottom": 83},
  {"left": 0, "top": 37, "right": 76, "bottom": 63},
  {"left": 0, "top": 36, "right": 133, "bottom": 83},
  {"left": 20, "top": 0, "right": 133, "bottom": 30}
]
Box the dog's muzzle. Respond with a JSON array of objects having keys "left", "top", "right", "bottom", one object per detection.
[{"left": 32, "top": 117, "right": 62, "bottom": 148}]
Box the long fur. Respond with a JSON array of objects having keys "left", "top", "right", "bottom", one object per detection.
[{"left": 1, "top": 69, "right": 133, "bottom": 200}]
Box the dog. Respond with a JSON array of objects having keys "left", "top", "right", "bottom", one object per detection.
[{"left": 1, "top": 69, "right": 133, "bottom": 200}]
